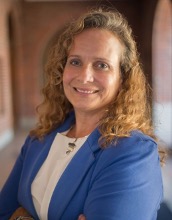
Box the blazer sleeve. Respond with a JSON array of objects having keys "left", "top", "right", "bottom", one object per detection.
[
  {"left": 0, "top": 136, "right": 30, "bottom": 220},
  {"left": 83, "top": 138, "right": 163, "bottom": 220}
]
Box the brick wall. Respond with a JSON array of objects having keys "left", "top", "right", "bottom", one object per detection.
[
  {"left": 153, "top": 0, "right": 172, "bottom": 103},
  {"left": 0, "top": 0, "right": 14, "bottom": 149}
]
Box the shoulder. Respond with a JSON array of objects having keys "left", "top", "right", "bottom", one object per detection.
[
  {"left": 19, "top": 131, "right": 55, "bottom": 160},
  {"left": 107, "top": 130, "right": 157, "bottom": 156},
  {"left": 115, "top": 130, "right": 156, "bottom": 148},
  {"left": 95, "top": 130, "right": 159, "bottom": 173}
]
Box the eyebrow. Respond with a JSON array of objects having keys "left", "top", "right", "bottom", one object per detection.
[
  {"left": 68, "top": 55, "right": 80, "bottom": 58},
  {"left": 68, "top": 55, "right": 112, "bottom": 63}
]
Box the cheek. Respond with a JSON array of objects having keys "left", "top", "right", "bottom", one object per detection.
[
  {"left": 63, "top": 66, "right": 77, "bottom": 83},
  {"left": 106, "top": 77, "right": 121, "bottom": 94},
  {"left": 101, "top": 76, "right": 119, "bottom": 88}
]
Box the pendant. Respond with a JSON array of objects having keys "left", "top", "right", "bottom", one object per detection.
[{"left": 66, "top": 141, "right": 77, "bottom": 155}]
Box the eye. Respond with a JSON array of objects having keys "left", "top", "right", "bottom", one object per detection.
[
  {"left": 69, "top": 59, "right": 81, "bottom": 66},
  {"left": 94, "top": 61, "right": 109, "bottom": 70}
]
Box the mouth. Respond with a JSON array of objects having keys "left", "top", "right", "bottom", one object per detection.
[{"left": 74, "top": 87, "right": 99, "bottom": 94}]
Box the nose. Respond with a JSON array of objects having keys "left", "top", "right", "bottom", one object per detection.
[{"left": 77, "top": 65, "right": 94, "bottom": 84}]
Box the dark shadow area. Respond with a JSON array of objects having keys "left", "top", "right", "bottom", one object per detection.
[{"left": 158, "top": 202, "right": 172, "bottom": 220}]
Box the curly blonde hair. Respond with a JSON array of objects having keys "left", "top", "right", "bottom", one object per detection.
[{"left": 30, "top": 8, "right": 166, "bottom": 164}]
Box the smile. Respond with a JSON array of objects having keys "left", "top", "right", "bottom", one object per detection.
[{"left": 74, "top": 87, "right": 98, "bottom": 94}]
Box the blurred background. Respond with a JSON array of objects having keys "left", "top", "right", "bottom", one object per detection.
[{"left": 0, "top": 0, "right": 171, "bottom": 219}]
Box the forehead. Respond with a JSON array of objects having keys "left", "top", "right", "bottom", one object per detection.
[{"left": 69, "top": 28, "right": 123, "bottom": 59}]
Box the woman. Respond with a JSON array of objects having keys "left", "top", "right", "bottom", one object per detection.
[{"left": 0, "top": 7, "right": 164, "bottom": 220}]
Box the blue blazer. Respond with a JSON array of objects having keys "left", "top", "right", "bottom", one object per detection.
[{"left": 0, "top": 113, "right": 163, "bottom": 220}]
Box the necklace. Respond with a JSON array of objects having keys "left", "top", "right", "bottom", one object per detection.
[
  {"left": 66, "top": 137, "right": 78, "bottom": 155},
  {"left": 65, "top": 126, "right": 89, "bottom": 155},
  {"left": 65, "top": 126, "right": 78, "bottom": 155}
]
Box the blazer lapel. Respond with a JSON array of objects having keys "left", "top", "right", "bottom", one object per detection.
[
  {"left": 20, "top": 129, "right": 58, "bottom": 219},
  {"left": 25, "top": 113, "right": 76, "bottom": 218},
  {"left": 48, "top": 129, "right": 101, "bottom": 219}
]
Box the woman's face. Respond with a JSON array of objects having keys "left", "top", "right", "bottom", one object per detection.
[{"left": 63, "top": 28, "right": 123, "bottom": 117}]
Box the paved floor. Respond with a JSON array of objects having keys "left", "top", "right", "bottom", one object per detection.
[
  {"left": 0, "top": 129, "right": 29, "bottom": 188},
  {"left": 0, "top": 130, "right": 172, "bottom": 219}
]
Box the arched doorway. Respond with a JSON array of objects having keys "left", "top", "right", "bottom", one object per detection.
[{"left": 152, "top": 0, "right": 172, "bottom": 148}]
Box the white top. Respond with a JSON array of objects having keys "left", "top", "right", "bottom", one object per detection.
[{"left": 31, "top": 132, "right": 88, "bottom": 220}]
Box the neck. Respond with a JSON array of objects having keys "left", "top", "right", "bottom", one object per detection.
[{"left": 67, "top": 110, "right": 103, "bottom": 138}]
